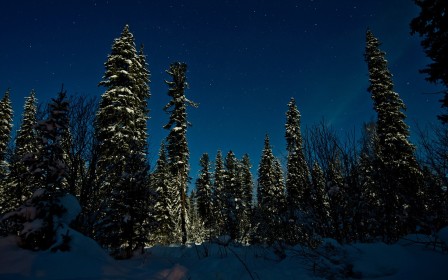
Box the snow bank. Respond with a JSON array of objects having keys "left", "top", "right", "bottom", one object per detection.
[
  {"left": 0, "top": 235, "right": 447, "bottom": 279},
  {"left": 0, "top": 230, "right": 116, "bottom": 280}
]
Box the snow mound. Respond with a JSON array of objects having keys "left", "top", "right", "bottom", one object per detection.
[
  {"left": 57, "top": 193, "right": 81, "bottom": 225},
  {"left": 0, "top": 230, "right": 116, "bottom": 280},
  {"left": 1, "top": 190, "right": 82, "bottom": 252}
]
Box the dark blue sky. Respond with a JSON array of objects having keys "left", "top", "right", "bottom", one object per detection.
[{"left": 0, "top": 0, "right": 443, "bottom": 178}]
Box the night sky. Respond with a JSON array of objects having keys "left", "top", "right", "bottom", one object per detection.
[{"left": 0, "top": 0, "right": 444, "bottom": 178}]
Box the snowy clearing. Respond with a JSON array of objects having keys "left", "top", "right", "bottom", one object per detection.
[{"left": 0, "top": 230, "right": 447, "bottom": 280}]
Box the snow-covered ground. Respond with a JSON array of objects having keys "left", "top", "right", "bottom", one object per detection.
[{"left": 0, "top": 229, "right": 447, "bottom": 280}]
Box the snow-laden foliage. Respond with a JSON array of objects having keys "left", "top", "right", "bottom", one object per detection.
[
  {"left": 5, "top": 90, "right": 40, "bottom": 211},
  {"left": 239, "top": 154, "right": 254, "bottom": 243},
  {"left": 0, "top": 89, "right": 17, "bottom": 213},
  {"left": 206, "top": 151, "right": 253, "bottom": 243},
  {"left": 29, "top": 90, "right": 70, "bottom": 193},
  {"left": 222, "top": 151, "right": 242, "bottom": 240},
  {"left": 285, "top": 98, "right": 313, "bottom": 244},
  {"left": 187, "top": 190, "right": 207, "bottom": 243},
  {"left": 0, "top": 89, "right": 13, "bottom": 179},
  {"left": 163, "top": 62, "right": 197, "bottom": 245},
  {"left": 212, "top": 150, "right": 226, "bottom": 236},
  {"left": 0, "top": 90, "right": 76, "bottom": 251},
  {"left": 195, "top": 153, "right": 213, "bottom": 230},
  {"left": 255, "top": 135, "right": 286, "bottom": 244},
  {"left": 365, "top": 30, "right": 424, "bottom": 242},
  {"left": 150, "top": 142, "right": 179, "bottom": 244},
  {"left": 94, "top": 24, "right": 151, "bottom": 258},
  {"left": 1, "top": 188, "right": 81, "bottom": 251}
]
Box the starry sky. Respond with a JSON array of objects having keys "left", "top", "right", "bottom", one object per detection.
[{"left": 0, "top": 0, "right": 444, "bottom": 178}]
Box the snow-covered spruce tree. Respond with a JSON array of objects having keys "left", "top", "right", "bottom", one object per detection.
[
  {"left": 212, "top": 150, "right": 226, "bottom": 237},
  {"left": 4, "top": 90, "right": 40, "bottom": 213},
  {"left": 1, "top": 188, "right": 81, "bottom": 252},
  {"left": 136, "top": 45, "right": 151, "bottom": 114},
  {"left": 256, "top": 136, "right": 274, "bottom": 211},
  {"left": 0, "top": 89, "right": 14, "bottom": 214},
  {"left": 256, "top": 135, "right": 286, "bottom": 244},
  {"left": 0, "top": 89, "right": 81, "bottom": 251},
  {"left": 272, "top": 157, "right": 287, "bottom": 235},
  {"left": 94, "top": 25, "right": 151, "bottom": 257},
  {"left": 187, "top": 190, "right": 206, "bottom": 243},
  {"left": 150, "top": 142, "right": 178, "bottom": 244},
  {"left": 365, "top": 30, "right": 423, "bottom": 242},
  {"left": 284, "top": 98, "right": 312, "bottom": 244},
  {"left": 163, "top": 62, "right": 197, "bottom": 245},
  {"left": 195, "top": 153, "right": 213, "bottom": 233},
  {"left": 124, "top": 148, "right": 151, "bottom": 255},
  {"left": 223, "top": 151, "right": 245, "bottom": 241},
  {"left": 239, "top": 153, "right": 253, "bottom": 242},
  {"left": 310, "top": 162, "right": 330, "bottom": 238},
  {"left": 0, "top": 89, "right": 13, "bottom": 180},
  {"left": 125, "top": 29, "right": 152, "bottom": 254},
  {"left": 31, "top": 89, "right": 70, "bottom": 192}
]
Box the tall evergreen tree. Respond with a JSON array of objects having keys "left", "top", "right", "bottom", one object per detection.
[
  {"left": 272, "top": 157, "right": 287, "bottom": 238},
  {"left": 163, "top": 62, "right": 197, "bottom": 245},
  {"left": 151, "top": 142, "right": 178, "bottom": 244},
  {"left": 256, "top": 135, "right": 285, "bottom": 244},
  {"left": 24, "top": 89, "right": 72, "bottom": 249},
  {"left": 15, "top": 102, "right": 39, "bottom": 154},
  {"left": 212, "top": 150, "right": 226, "bottom": 236},
  {"left": 285, "top": 98, "right": 312, "bottom": 243},
  {"left": 0, "top": 89, "right": 14, "bottom": 213},
  {"left": 30, "top": 89, "right": 70, "bottom": 192},
  {"left": 94, "top": 25, "right": 151, "bottom": 257},
  {"left": 223, "top": 151, "right": 244, "bottom": 240},
  {"left": 410, "top": 0, "right": 448, "bottom": 123},
  {"left": 1, "top": 89, "right": 76, "bottom": 251},
  {"left": 5, "top": 90, "right": 40, "bottom": 211},
  {"left": 187, "top": 190, "right": 206, "bottom": 243},
  {"left": 365, "top": 30, "right": 423, "bottom": 242},
  {"left": 0, "top": 89, "right": 13, "bottom": 179},
  {"left": 239, "top": 153, "right": 253, "bottom": 241},
  {"left": 195, "top": 153, "right": 213, "bottom": 231},
  {"left": 134, "top": 45, "right": 151, "bottom": 152},
  {"left": 126, "top": 44, "right": 151, "bottom": 253},
  {"left": 257, "top": 135, "right": 274, "bottom": 208}
]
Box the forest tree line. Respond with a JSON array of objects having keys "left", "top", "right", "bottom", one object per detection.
[{"left": 0, "top": 0, "right": 447, "bottom": 259}]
